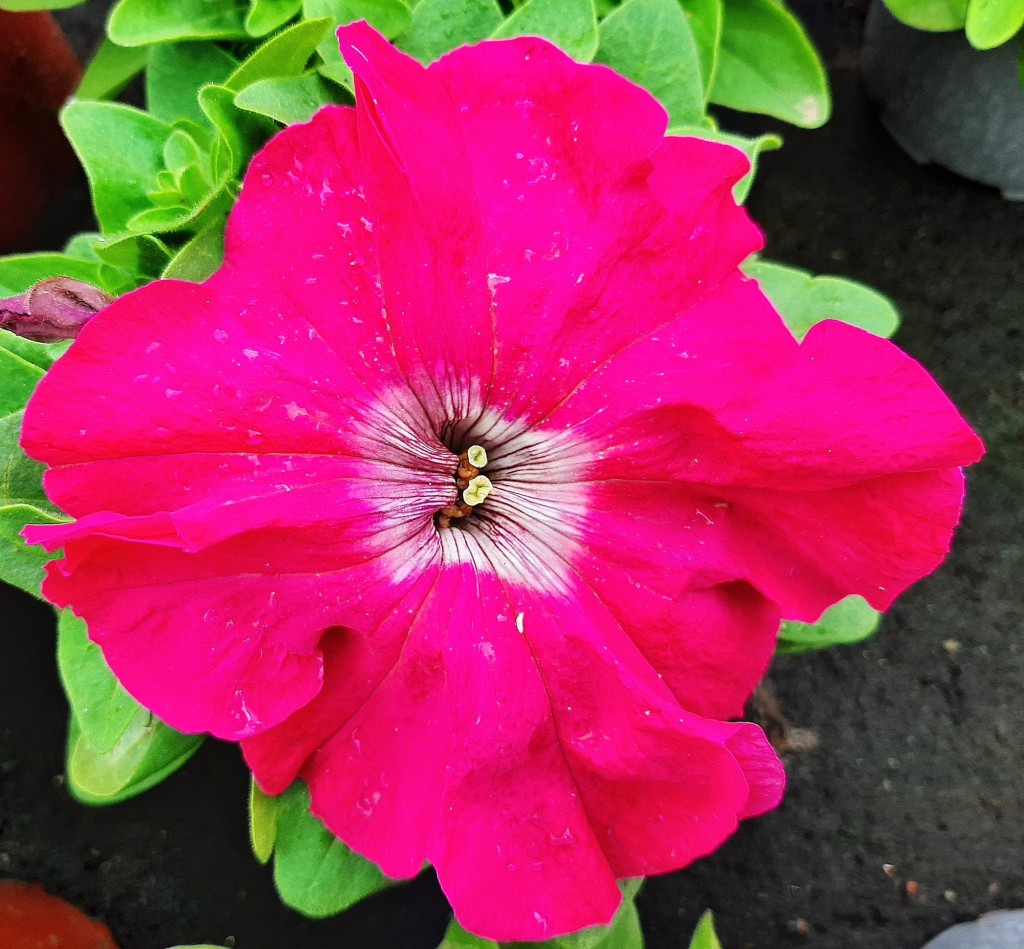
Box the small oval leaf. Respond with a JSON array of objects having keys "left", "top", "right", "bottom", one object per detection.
[
  {"left": 965, "top": 0, "right": 1024, "bottom": 48},
  {"left": 397, "top": 0, "right": 503, "bottom": 63},
  {"left": 492, "top": 0, "right": 599, "bottom": 63},
  {"left": 883, "top": 0, "right": 969, "bottom": 31},
  {"left": 249, "top": 779, "right": 280, "bottom": 864},
  {"left": 108, "top": 0, "right": 250, "bottom": 46},
  {"left": 61, "top": 102, "right": 174, "bottom": 235},
  {"left": 777, "top": 595, "right": 882, "bottom": 654},
  {"left": 743, "top": 259, "right": 900, "bottom": 341},
  {"left": 271, "top": 781, "right": 393, "bottom": 917},
  {"left": 709, "top": 0, "right": 830, "bottom": 128},
  {"left": 594, "top": 0, "right": 706, "bottom": 126}
]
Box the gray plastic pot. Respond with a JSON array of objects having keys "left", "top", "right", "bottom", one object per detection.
[
  {"left": 861, "top": 3, "right": 1024, "bottom": 199},
  {"left": 921, "top": 910, "right": 1024, "bottom": 948}
]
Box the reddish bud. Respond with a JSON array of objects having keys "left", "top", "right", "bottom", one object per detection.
[{"left": 0, "top": 277, "right": 112, "bottom": 342}]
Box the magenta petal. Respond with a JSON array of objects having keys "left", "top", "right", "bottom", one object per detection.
[
  {"left": 243, "top": 625, "right": 406, "bottom": 795},
  {"left": 337, "top": 22, "right": 495, "bottom": 421},
  {"left": 427, "top": 39, "right": 763, "bottom": 424},
  {"left": 32, "top": 514, "right": 446, "bottom": 740},
  {"left": 244, "top": 567, "right": 778, "bottom": 940},
  {"left": 38, "top": 537, "right": 326, "bottom": 738},
  {"left": 711, "top": 319, "right": 985, "bottom": 488},
  {"left": 506, "top": 576, "right": 768, "bottom": 880},
  {"left": 701, "top": 719, "right": 786, "bottom": 819},
  {"left": 216, "top": 106, "right": 423, "bottom": 407},
  {"left": 540, "top": 277, "right": 981, "bottom": 621},
  {"left": 720, "top": 467, "right": 971, "bottom": 619}
]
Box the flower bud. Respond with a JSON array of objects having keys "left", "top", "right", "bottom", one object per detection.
[{"left": 0, "top": 277, "right": 112, "bottom": 343}]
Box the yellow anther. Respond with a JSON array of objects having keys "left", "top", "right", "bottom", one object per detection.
[
  {"left": 463, "top": 475, "right": 493, "bottom": 506},
  {"left": 466, "top": 444, "right": 488, "bottom": 468}
]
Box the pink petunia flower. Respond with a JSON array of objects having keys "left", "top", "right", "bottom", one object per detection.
[{"left": 24, "top": 24, "right": 982, "bottom": 941}]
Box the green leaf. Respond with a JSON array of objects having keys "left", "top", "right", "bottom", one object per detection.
[
  {"left": 882, "top": 0, "right": 969, "bottom": 30},
  {"left": 709, "top": 0, "right": 830, "bottom": 128},
  {"left": 742, "top": 259, "right": 900, "bottom": 340},
  {"left": 0, "top": 0, "right": 86, "bottom": 8},
  {"left": 492, "top": 0, "right": 600, "bottom": 62},
  {"left": 146, "top": 42, "right": 240, "bottom": 125},
  {"left": 777, "top": 595, "right": 881, "bottom": 654},
  {"left": 548, "top": 893, "right": 643, "bottom": 948},
  {"left": 0, "top": 334, "right": 68, "bottom": 371},
  {"left": 124, "top": 207, "right": 191, "bottom": 233},
  {"left": 200, "top": 84, "right": 276, "bottom": 178},
  {"left": 965, "top": 0, "right": 1024, "bottom": 47},
  {"left": 43, "top": 235, "right": 147, "bottom": 296},
  {"left": 271, "top": 781, "right": 392, "bottom": 917},
  {"left": 397, "top": 0, "right": 503, "bottom": 63},
  {"left": 687, "top": 911, "right": 723, "bottom": 949},
  {"left": 57, "top": 611, "right": 145, "bottom": 755},
  {"left": 669, "top": 127, "right": 781, "bottom": 202},
  {"left": 59, "top": 613, "right": 204, "bottom": 805},
  {"left": 195, "top": 20, "right": 331, "bottom": 172},
  {"left": 0, "top": 253, "right": 105, "bottom": 297},
  {"left": 61, "top": 101, "right": 174, "bottom": 234},
  {"left": 305, "top": 0, "right": 412, "bottom": 88},
  {"left": 0, "top": 504, "right": 63, "bottom": 597},
  {"left": 317, "top": 60, "right": 355, "bottom": 90},
  {"left": 304, "top": 0, "right": 412, "bottom": 36},
  {"left": 594, "top": 0, "right": 705, "bottom": 126},
  {"left": 92, "top": 233, "right": 172, "bottom": 279},
  {"left": 62, "top": 232, "right": 104, "bottom": 262},
  {"left": 247, "top": 0, "right": 304, "bottom": 35},
  {"left": 0, "top": 408, "right": 63, "bottom": 597},
  {"left": 437, "top": 920, "right": 497, "bottom": 949},
  {"left": 108, "top": 0, "right": 251, "bottom": 46},
  {"left": 0, "top": 411, "right": 56, "bottom": 510},
  {"left": 249, "top": 780, "right": 280, "bottom": 864},
  {"left": 126, "top": 199, "right": 229, "bottom": 238},
  {"left": 0, "top": 349, "right": 44, "bottom": 418},
  {"left": 66, "top": 713, "right": 203, "bottom": 805},
  {"left": 76, "top": 39, "right": 149, "bottom": 101},
  {"left": 163, "top": 129, "right": 204, "bottom": 174},
  {"left": 235, "top": 72, "right": 341, "bottom": 124},
  {"left": 679, "top": 0, "right": 723, "bottom": 94},
  {"left": 162, "top": 225, "right": 226, "bottom": 282},
  {"left": 226, "top": 17, "right": 332, "bottom": 90}
]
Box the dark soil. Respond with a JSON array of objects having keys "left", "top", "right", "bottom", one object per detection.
[{"left": 2, "top": 3, "right": 1022, "bottom": 948}]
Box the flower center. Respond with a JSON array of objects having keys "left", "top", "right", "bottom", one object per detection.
[{"left": 436, "top": 444, "right": 493, "bottom": 530}]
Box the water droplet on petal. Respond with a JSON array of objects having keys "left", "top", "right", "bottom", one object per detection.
[{"left": 548, "top": 827, "right": 574, "bottom": 847}]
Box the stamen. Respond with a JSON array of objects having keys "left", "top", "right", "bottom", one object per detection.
[
  {"left": 463, "top": 475, "right": 493, "bottom": 506},
  {"left": 435, "top": 444, "right": 493, "bottom": 529}
]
